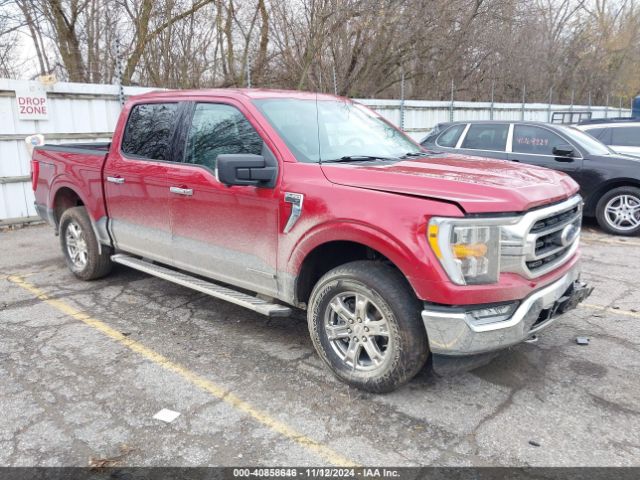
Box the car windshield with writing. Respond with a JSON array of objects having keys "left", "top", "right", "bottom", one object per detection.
[{"left": 253, "top": 98, "right": 421, "bottom": 163}]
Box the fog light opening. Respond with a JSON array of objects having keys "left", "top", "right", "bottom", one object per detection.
[{"left": 465, "top": 302, "right": 519, "bottom": 326}]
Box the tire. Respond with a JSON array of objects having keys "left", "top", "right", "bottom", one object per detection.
[
  {"left": 595, "top": 186, "right": 640, "bottom": 236},
  {"left": 307, "top": 261, "right": 429, "bottom": 393},
  {"left": 59, "top": 206, "right": 113, "bottom": 280}
]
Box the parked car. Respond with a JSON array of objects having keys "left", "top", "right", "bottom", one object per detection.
[
  {"left": 576, "top": 120, "right": 640, "bottom": 158},
  {"left": 32, "top": 90, "right": 592, "bottom": 392},
  {"left": 421, "top": 120, "right": 640, "bottom": 236}
]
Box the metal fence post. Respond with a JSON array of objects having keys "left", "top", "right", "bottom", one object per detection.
[
  {"left": 587, "top": 92, "right": 591, "bottom": 113},
  {"left": 399, "top": 70, "right": 406, "bottom": 130},
  {"left": 605, "top": 93, "right": 609, "bottom": 118},
  {"left": 520, "top": 84, "right": 526, "bottom": 120},
  {"left": 570, "top": 89, "right": 575, "bottom": 112},
  {"left": 332, "top": 64, "right": 338, "bottom": 96},
  {"left": 490, "top": 81, "right": 495, "bottom": 120},
  {"left": 246, "top": 54, "right": 252, "bottom": 88},
  {"left": 449, "top": 80, "right": 454, "bottom": 122},
  {"left": 115, "top": 38, "right": 125, "bottom": 107},
  {"left": 619, "top": 96, "right": 623, "bottom": 117},
  {"left": 547, "top": 87, "right": 553, "bottom": 122}
]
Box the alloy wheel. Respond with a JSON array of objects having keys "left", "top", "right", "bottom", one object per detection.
[
  {"left": 323, "top": 291, "right": 390, "bottom": 371},
  {"left": 65, "top": 220, "right": 88, "bottom": 269},
  {"left": 604, "top": 194, "right": 640, "bottom": 232}
]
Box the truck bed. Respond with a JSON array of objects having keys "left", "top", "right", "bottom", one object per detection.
[{"left": 32, "top": 143, "right": 110, "bottom": 227}]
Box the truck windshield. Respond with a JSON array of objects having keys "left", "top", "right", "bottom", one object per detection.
[{"left": 253, "top": 98, "right": 421, "bottom": 163}]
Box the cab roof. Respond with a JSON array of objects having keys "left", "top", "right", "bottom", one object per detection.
[{"left": 129, "top": 88, "right": 345, "bottom": 102}]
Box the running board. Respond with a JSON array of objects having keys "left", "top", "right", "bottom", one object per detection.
[{"left": 111, "top": 254, "right": 291, "bottom": 317}]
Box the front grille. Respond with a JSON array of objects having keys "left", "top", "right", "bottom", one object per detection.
[
  {"left": 527, "top": 246, "right": 571, "bottom": 271},
  {"left": 525, "top": 203, "right": 582, "bottom": 276},
  {"left": 530, "top": 205, "right": 580, "bottom": 233}
]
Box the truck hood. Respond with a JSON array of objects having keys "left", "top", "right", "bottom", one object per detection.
[{"left": 320, "top": 154, "right": 579, "bottom": 214}]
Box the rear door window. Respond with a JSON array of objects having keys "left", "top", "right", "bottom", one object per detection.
[
  {"left": 121, "top": 103, "right": 179, "bottom": 160},
  {"left": 184, "top": 103, "right": 263, "bottom": 170},
  {"left": 437, "top": 124, "right": 465, "bottom": 147},
  {"left": 512, "top": 125, "right": 567, "bottom": 155},
  {"left": 610, "top": 127, "right": 640, "bottom": 147},
  {"left": 461, "top": 124, "right": 508, "bottom": 151}
]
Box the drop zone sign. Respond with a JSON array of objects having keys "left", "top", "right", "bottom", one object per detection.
[{"left": 16, "top": 87, "right": 49, "bottom": 120}]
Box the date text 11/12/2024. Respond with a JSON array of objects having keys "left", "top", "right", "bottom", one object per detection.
[{"left": 233, "top": 468, "right": 400, "bottom": 478}]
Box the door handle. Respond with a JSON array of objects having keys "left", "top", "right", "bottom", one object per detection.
[
  {"left": 107, "top": 176, "right": 125, "bottom": 184},
  {"left": 170, "top": 186, "right": 193, "bottom": 196}
]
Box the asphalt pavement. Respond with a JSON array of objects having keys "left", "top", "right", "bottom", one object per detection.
[{"left": 1, "top": 223, "right": 639, "bottom": 466}]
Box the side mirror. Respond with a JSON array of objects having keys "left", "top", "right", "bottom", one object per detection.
[
  {"left": 552, "top": 144, "right": 576, "bottom": 161},
  {"left": 216, "top": 154, "right": 276, "bottom": 187}
]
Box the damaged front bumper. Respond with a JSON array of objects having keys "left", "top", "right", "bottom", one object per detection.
[{"left": 421, "top": 264, "right": 592, "bottom": 372}]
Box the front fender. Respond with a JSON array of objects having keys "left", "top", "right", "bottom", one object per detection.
[{"left": 287, "top": 219, "right": 435, "bottom": 300}]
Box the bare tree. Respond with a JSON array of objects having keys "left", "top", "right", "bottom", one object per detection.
[{"left": 1, "top": 0, "right": 638, "bottom": 103}]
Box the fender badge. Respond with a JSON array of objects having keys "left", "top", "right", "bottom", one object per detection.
[{"left": 284, "top": 192, "right": 304, "bottom": 233}]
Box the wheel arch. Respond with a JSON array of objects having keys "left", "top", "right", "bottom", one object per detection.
[
  {"left": 289, "top": 222, "right": 422, "bottom": 307},
  {"left": 51, "top": 185, "right": 86, "bottom": 229},
  {"left": 50, "top": 183, "right": 108, "bottom": 253},
  {"left": 585, "top": 178, "right": 640, "bottom": 216}
]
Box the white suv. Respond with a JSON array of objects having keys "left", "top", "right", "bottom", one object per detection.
[{"left": 577, "top": 122, "right": 640, "bottom": 158}]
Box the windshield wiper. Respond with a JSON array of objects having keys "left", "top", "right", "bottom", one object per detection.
[
  {"left": 322, "top": 155, "right": 398, "bottom": 163},
  {"left": 401, "top": 152, "right": 429, "bottom": 158}
]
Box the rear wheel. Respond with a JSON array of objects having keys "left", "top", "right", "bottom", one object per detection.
[
  {"left": 59, "top": 207, "right": 113, "bottom": 280},
  {"left": 307, "top": 261, "right": 429, "bottom": 393},
  {"left": 595, "top": 186, "right": 640, "bottom": 236}
]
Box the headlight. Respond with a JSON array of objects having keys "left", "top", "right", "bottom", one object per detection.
[{"left": 428, "top": 218, "right": 508, "bottom": 285}]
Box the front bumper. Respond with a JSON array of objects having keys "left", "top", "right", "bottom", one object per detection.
[{"left": 421, "top": 263, "right": 592, "bottom": 356}]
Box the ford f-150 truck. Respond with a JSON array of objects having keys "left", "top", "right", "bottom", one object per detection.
[{"left": 31, "top": 89, "right": 592, "bottom": 392}]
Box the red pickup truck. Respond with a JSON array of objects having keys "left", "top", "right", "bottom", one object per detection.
[{"left": 31, "top": 89, "right": 592, "bottom": 392}]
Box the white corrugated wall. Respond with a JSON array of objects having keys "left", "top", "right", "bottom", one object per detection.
[
  {"left": 0, "top": 78, "right": 631, "bottom": 223},
  {"left": 0, "top": 79, "right": 157, "bottom": 223},
  {"left": 356, "top": 99, "right": 630, "bottom": 141}
]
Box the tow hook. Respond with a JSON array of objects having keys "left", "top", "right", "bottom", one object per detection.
[{"left": 524, "top": 334, "right": 538, "bottom": 344}]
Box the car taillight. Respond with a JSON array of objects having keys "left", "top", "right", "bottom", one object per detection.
[{"left": 31, "top": 160, "right": 39, "bottom": 191}]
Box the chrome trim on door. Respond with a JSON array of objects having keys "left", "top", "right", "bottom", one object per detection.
[
  {"left": 448, "top": 123, "right": 584, "bottom": 160},
  {"left": 505, "top": 124, "right": 514, "bottom": 153},
  {"left": 106, "top": 176, "right": 125, "bottom": 184},
  {"left": 454, "top": 124, "right": 471, "bottom": 149},
  {"left": 170, "top": 186, "right": 193, "bottom": 196}
]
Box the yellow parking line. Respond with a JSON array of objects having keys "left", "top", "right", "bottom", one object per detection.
[
  {"left": 582, "top": 303, "right": 640, "bottom": 318},
  {"left": 7, "top": 275, "right": 357, "bottom": 467},
  {"left": 580, "top": 235, "right": 640, "bottom": 247}
]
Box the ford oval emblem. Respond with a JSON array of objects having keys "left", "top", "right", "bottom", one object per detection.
[{"left": 560, "top": 224, "right": 579, "bottom": 246}]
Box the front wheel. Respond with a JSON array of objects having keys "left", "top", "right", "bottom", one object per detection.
[
  {"left": 307, "top": 261, "right": 429, "bottom": 393},
  {"left": 595, "top": 186, "right": 640, "bottom": 236},
  {"left": 59, "top": 207, "right": 113, "bottom": 280}
]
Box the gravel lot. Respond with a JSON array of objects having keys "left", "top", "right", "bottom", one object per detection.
[{"left": 1, "top": 223, "right": 639, "bottom": 467}]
